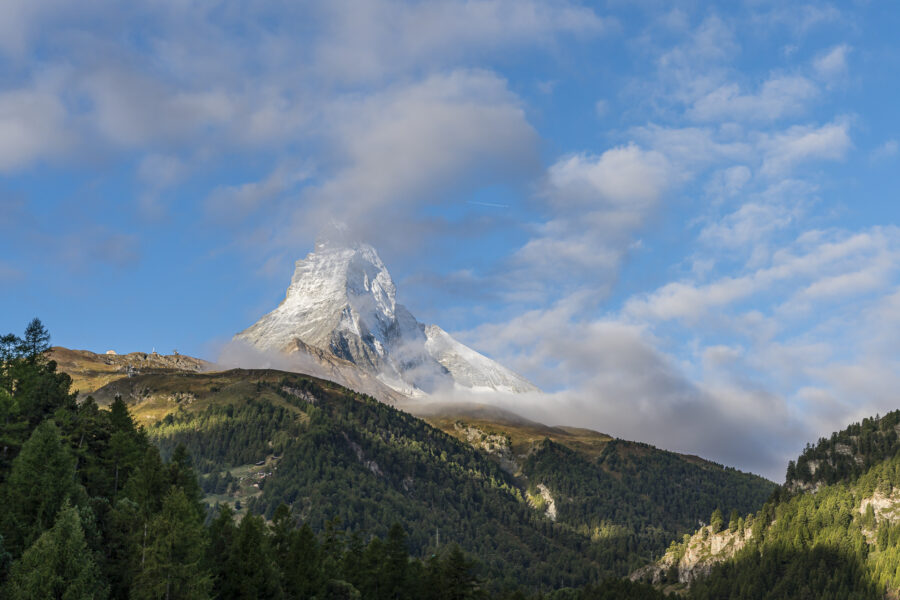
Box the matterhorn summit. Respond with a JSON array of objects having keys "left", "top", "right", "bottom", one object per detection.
[{"left": 235, "top": 241, "right": 537, "bottom": 398}]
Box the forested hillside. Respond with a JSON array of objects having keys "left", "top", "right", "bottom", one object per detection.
[
  {"left": 636, "top": 411, "right": 900, "bottom": 599},
  {"left": 143, "top": 375, "right": 600, "bottom": 589},
  {"left": 521, "top": 439, "right": 773, "bottom": 574},
  {"left": 787, "top": 411, "right": 900, "bottom": 490},
  {"left": 82, "top": 353, "right": 773, "bottom": 586}
]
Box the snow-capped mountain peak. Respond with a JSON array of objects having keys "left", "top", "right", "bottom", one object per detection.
[{"left": 235, "top": 242, "right": 538, "bottom": 397}]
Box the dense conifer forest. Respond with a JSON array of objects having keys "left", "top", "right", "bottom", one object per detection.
[
  {"left": 787, "top": 411, "right": 900, "bottom": 489},
  {"left": 139, "top": 365, "right": 772, "bottom": 587},
  {"left": 636, "top": 412, "right": 900, "bottom": 599}
]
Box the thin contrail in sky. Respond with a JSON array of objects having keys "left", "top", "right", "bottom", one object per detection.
[{"left": 466, "top": 200, "right": 510, "bottom": 208}]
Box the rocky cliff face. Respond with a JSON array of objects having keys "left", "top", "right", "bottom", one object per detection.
[
  {"left": 235, "top": 241, "right": 537, "bottom": 397},
  {"left": 631, "top": 524, "right": 754, "bottom": 586}
]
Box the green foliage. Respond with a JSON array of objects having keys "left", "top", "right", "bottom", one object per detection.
[
  {"left": 0, "top": 319, "right": 76, "bottom": 477},
  {"left": 790, "top": 410, "right": 900, "bottom": 488},
  {"left": 728, "top": 509, "right": 739, "bottom": 533},
  {"left": 5, "top": 502, "right": 107, "bottom": 600},
  {"left": 5, "top": 319, "right": 863, "bottom": 599},
  {"left": 709, "top": 508, "right": 724, "bottom": 534},
  {"left": 214, "top": 512, "right": 281, "bottom": 599},
  {"left": 520, "top": 439, "right": 772, "bottom": 572},
  {"left": 0, "top": 320, "right": 221, "bottom": 599},
  {"left": 438, "top": 544, "right": 482, "bottom": 600},
  {"left": 1, "top": 420, "right": 77, "bottom": 555},
  {"left": 685, "top": 436, "right": 900, "bottom": 598},
  {"left": 148, "top": 378, "right": 601, "bottom": 588},
  {"left": 132, "top": 488, "right": 212, "bottom": 600},
  {"left": 0, "top": 534, "right": 10, "bottom": 581},
  {"left": 545, "top": 579, "right": 672, "bottom": 599}
]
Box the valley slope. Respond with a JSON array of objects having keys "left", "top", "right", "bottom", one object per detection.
[
  {"left": 72, "top": 350, "right": 773, "bottom": 587},
  {"left": 634, "top": 410, "right": 900, "bottom": 598}
]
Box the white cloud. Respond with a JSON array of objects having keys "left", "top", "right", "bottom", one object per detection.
[
  {"left": 458, "top": 221, "right": 900, "bottom": 480},
  {"left": 871, "top": 140, "right": 898, "bottom": 162},
  {"left": 137, "top": 154, "right": 187, "bottom": 188},
  {"left": 760, "top": 120, "right": 851, "bottom": 175},
  {"left": 659, "top": 15, "right": 737, "bottom": 72},
  {"left": 689, "top": 75, "right": 818, "bottom": 122},
  {"left": 295, "top": 70, "right": 538, "bottom": 249},
  {"left": 633, "top": 124, "right": 752, "bottom": 170},
  {"left": 627, "top": 227, "right": 900, "bottom": 323},
  {"left": 752, "top": 5, "right": 843, "bottom": 35},
  {"left": 458, "top": 295, "right": 797, "bottom": 478},
  {"left": 813, "top": 44, "right": 851, "bottom": 81},
  {"left": 0, "top": 0, "right": 603, "bottom": 173},
  {"left": 206, "top": 162, "right": 311, "bottom": 221},
  {"left": 313, "top": 0, "right": 611, "bottom": 83},
  {"left": 544, "top": 145, "right": 670, "bottom": 211},
  {"left": 0, "top": 0, "right": 75, "bottom": 58},
  {"left": 704, "top": 165, "right": 751, "bottom": 201},
  {"left": 506, "top": 145, "right": 671, "bottom": 295},
  {"left": 699, "top": 197, "right": 801, "bottom": 250},
  {"left": 0, "top": 89, "right": 70, "bottom": 172}
]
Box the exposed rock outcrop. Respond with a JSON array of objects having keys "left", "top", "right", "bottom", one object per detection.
[{"left": 631, "top": 524, "right": 753, "bottom": 586}]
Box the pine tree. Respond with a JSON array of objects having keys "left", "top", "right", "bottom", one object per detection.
[
  {"left": 206, "top": 504, "right": 237, "bottom": 585},
  {"left": 166, "top": 445, "right": 204, "bottom": 519},
  {"left": 383, "top": 523, "right": 410, "bottom": 599},
  {"left": 710, "top": 508, "right": 724, "bottom": 534},
  {"left": 282, "top": 522, "right": 321, "bottom": 599},
  {"left": 131, "top": 488, "right": 211, "bottom": 600},
  {"left": 0, "top": 532, "right": 10, "bottom": 582},
  {"left": 216, "top": 512, "right": 282, "bottom": 599},
  {"left": 728, "top": 509, "right": 740, "bottom": 533},
  {"left": 19, "top": 318, "right": 51, "bottom": 363},
  {"left": 4, "top": 502, "right": 108, "bottom": 599},
  {"left": 441, "top": 545, "right": 481, "bottom": 600},
  {"left": 1, "top": 420, "right": 76, "bottom": 555}
]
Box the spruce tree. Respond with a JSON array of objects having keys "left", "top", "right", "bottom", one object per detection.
[
  {"left": 217, "top": 513, "right": 282, "bottom": 599},
  {"left": 19, "top": 318, "right": 50, "bottom": 363},
  {"left": 0, "top": 532, "right": 10, "bottom": 582},
  {"left": 5, "top": 502, "right": 107, "bottom": 600},
  {"left": 132, "top": 488, "right": 211, "bottom": 600},
  {"left": 1, "top": 420, "right": 76, "bottom": 555},
  {"left": 710, "top": 508, "right": 724, "bottom": 534},
  {"left": 166, "top": 445, "right": 204, "bottom": 518},
  {"left": 441, "top": 545, "right": 481, "bottom": 600},
  {"left": 383, "top": 523, "right": 410, "bottom": 599}
]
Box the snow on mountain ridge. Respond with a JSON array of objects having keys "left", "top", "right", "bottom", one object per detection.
[
  {"left": 424, "top": 325, "right": 538, "bottom": 394},
  {"left": 235, "top": 241, "right": 538, "bottom": 397}
]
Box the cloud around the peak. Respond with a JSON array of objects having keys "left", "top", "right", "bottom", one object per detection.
[{"left": 452, "top": 296, "right": 795, "bottom": 478}]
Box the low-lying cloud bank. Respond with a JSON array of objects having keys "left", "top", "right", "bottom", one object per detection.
[
  {"left": 409, "top": 317, "right": 798, "bottom": 482},
  {"left": 442, "top": 226, "right": 900, "bottom": 483}
]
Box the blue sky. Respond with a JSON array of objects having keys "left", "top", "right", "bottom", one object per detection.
[{"left": 2, "top": 0, "right": 899, "bottom": 479}]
